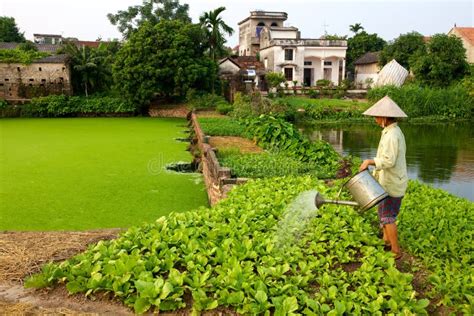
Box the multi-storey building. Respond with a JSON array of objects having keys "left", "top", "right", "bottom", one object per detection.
[{"left": 238, "top": 11, "right": 348, "bottom": 86}]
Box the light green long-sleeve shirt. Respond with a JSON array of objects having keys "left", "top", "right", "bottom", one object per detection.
[{"left": 373, "top": 123, "right": 408, "bottom": 197}]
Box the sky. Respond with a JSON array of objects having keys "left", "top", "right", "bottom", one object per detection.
[{"left": 1, "top": 0, "right": 473, "bottom": 46}]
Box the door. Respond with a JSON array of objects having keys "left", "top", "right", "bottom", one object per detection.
[{"left": 304, "top": 68, "right": 313, "bottom": 87}]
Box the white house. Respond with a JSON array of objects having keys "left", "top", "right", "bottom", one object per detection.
[
  {"left": 354, "top": 52, "right": 380, "bottom": 88},
  {"left": 238, "top": 11, "right": 347, "bottom": 86}
]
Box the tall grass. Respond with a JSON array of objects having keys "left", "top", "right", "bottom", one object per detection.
[{"left": 368, "top": 84, "right": 473, "bottom": 119}]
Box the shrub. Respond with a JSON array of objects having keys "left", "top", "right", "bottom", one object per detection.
[
  {"left": 232, "top": 92, "right": 297, "bottom": 121},
  {"left": 308, "top": 89, "right": 320, "bottom": 99},
  {"left": 265, "top": 72, "right": 286, "bottom": 91},
  {"left": 20, "top": 95, "right": 135, "bottom": 117},
  {"left": 0, "top": 99, "right": 8, "bottom": 109},
  {"left": 316, "top": 79, "right": 331, "bottom": 87},
  {"left": 216, "top": 101, "right": 233, "bottom": 115},
  {"left": 186, "top": 90, "right": 226, "bottom": 110},
  {"left": 368, "top": 84, "right": 473, "bottom": 119}
]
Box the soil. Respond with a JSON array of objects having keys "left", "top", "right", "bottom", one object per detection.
[
  {"left": 148, "top": 103, "right": 190, "bottom": 118},
  {"left": 209, "top": 136, "right": 263, "bottom": 154},
  {"left": 0, "top": 230, "right": 131, "bottom": 315},
  {"left": 195, "top": 110, "right": 226, "bottom": 118}
]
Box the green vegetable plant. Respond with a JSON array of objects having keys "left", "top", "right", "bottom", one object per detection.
[
  {"left": 25, "top": 176, "right": 428, "bottom": 314},
  {"left": 242, "top": 115, "right": 341, "bottom": 178}
]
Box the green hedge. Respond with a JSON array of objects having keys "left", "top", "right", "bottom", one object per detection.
[
  {"left": 367, "top": 84, "right": 474, "bottom": 119},
  {"left": 2, "top": 95, "right": 135, "bottom": 117}
]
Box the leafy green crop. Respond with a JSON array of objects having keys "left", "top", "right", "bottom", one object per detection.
[
  {"left": 197, "top": 117, "right": 247, "bottom": 137},
  {"left": 398, "top": 181, "right": 474, "bottom": 312},
  {"left": 243, "top": 115, "right": 341, "bottom": 178},
  {"left": 26, "top": 176, "right": 428, "bottom": 314},
  {"left": 217, "top": 150, "right": 332, "bottom": 179}
]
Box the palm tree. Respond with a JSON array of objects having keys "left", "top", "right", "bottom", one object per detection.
[
  {"left": 199, "top": 6, "right": 233, "bottom": 61},
  {"left": 349, "top": 23, "right": 364, "bottom": 34},
  {"left": 63, "top": 43, "right": 100, "bottom": 97}
]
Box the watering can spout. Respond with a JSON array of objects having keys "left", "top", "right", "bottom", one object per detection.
[{"left": 314, "top": 192, "right": 360, "bottom": 209}]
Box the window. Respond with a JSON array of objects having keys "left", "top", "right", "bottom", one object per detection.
[
  {"left": 264, "top": 58, "right": 268, "bottom": 69},
  {"left": 271, "top": 22, "right": 278, "bottom": 27},
  {"left": 304, "top": 61, "right": 312, "bottom": 66},
  {"left": 4, "top": 78, "right": 9, "bottom": 81},
  {"left": 39, "top": 67, "right": 42, "bottom": 71},
  {"left": 17, "top": 67, "right": 20, "bottom": 71},
  {"left": 284, "top": 68, "right": 293, "bottom": 81},
  {"left": 324, "top": 61, "right": 332, "bottom": 66},
  {"left": 284, "top": 49, "right": 293, "bottom": 61},
  {"left": 256, "top": 22, "right": 265, "bottom": 37},
  {"left": 29, "top": 78, "right": 34, "bottom": 82}
]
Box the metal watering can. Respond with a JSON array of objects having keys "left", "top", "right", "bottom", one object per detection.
[{"left": 315, "top": 170, "right": 388, "bottom": 211}]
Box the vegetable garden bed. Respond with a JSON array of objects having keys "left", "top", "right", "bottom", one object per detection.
[{"left": 26, "top": 177, "right": 430, "bottom": 314}]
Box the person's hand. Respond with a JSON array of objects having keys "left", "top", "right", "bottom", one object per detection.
[{"left": 359, "top": 160, "right": 371, "bottom": 172}]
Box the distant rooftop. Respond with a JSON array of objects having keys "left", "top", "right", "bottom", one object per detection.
[
  {"left": 451, "top": 26, "right": 474, "bottom": 45},
  {"left": 33, "top": 33, "right": 62, "bottom": 38},
  {"left": 354, "top": 52, "right": 380, "bottom": 65},
  {"left": 238, "top": 10, "right": 288, "bottom": 25},
  {"left": 269, "top": 26, "right": 299, "bottom": 31}
]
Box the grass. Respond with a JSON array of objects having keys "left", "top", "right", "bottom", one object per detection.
[{"left": 0, "top": 118, "right": 208, "bottom": 231}]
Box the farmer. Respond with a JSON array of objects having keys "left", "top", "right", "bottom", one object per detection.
[{"left": 359, "top": 95, "right": 408, "bottom": 260}]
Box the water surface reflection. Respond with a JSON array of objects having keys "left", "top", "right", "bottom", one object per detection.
[{"left": 303, "top": 123, "right": 474, "bottom": 201}]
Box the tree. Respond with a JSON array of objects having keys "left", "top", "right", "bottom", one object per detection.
[
  {"left": 321, "top": 34, "right": 347, "bottom": 40},
  {"left": 379, "top": 32, "right": 426, "bottom": 69},
  {"left": 411, "top": 34, "right": 469, "bottom": 87},
  {"left": 62, "top": 43, "right": 105, "bottom": 97},
  {"left": 113, "top": 20, "right": 214, "bottom": 110},
  {"left": 349, "top": 23, "right": 364, "bottom": 34},
  {"left": 199, "top": 6, "right": 233, "bottom": 61},
  {"left": 346, "top": 30, "right": 386, "bottom": 74},
  {"left": 18, "top": 40, "right": 38, "bottom": 52},
  {"left": 0, "top": 16, "right": 25, "bottom": 42},
  {"left": 107, "top": 0, "right": 190, "bottom": 39}
]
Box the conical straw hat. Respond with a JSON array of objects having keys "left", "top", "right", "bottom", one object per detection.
[{"left": 363, "top": 95, "right": 408, "bottom": 118}]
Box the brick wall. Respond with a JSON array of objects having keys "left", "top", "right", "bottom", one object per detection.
[
  {"left": 190, "top": 112, "right": 247, "bottom": 205},
  {"left": 0, "top": 62, "right": 72, "bottom": 100}
]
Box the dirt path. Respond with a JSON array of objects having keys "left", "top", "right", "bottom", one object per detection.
[
  {"left": 209, "top": 136, "right": 263, "bottom": 154},
  {"left": 0, "top": 230, "right": 132, "bottom": 315}
]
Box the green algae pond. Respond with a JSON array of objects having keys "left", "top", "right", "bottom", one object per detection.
[{"left": 0, "top": 118, "right": 208, "bottom": 230}]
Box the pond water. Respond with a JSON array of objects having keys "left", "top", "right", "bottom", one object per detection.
[{"left": 302, "top": 122, "right": 474, "bottom": 201}]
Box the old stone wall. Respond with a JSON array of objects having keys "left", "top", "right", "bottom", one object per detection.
[
  {"left": 190, "top": 112, "right": 247, "bottom": 206},
  {"left": 0, "top": 62, "right": 72, "bottom": 100}
]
